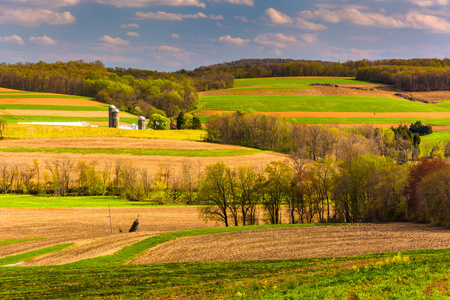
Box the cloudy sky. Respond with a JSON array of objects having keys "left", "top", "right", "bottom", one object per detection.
[{"left": 0, "top": 0, "right": 449, "bottom": 71}]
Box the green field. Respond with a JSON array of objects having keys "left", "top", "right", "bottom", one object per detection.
[
  {"left": 0, "top": 147, "right": 264, "bottom": 157},
  {"left": 0, "top": 195, "right": 174, "bottom": 208},
  {"left": 0, "top": 104, "right": 108, "bottom": 111},
  {"left": 200, "top": 95, "right": 450, "bottom": 112},
  {"left": 286, "top": 117, "right": 450, "bottom": 126},
  {"left": 0, "top": 94, "right": 92, "bottom": 99},
  {"left": 234, "top": 77, "right": 371, "bottom": 87}
]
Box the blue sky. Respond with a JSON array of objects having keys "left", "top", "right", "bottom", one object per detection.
[{"left": 0, "top": 0, "right": 449, "bottom": 71}]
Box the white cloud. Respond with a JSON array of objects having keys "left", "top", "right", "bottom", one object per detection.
[
  {"left": 136, "top": 11, "right": 208, "bottom": 21},
  {"left": 209, "top": 14, "right": 224, "bottom": 20},
  {"left": 88, "top": 0, "right": 206, "bottom": 8},
  {"left": 234, "top": 15, "right": 249, "bottom": 22},
  {"left": 171, "top": 33, "right": 181, "bottom": 38},
  {"left": 218, "top": 35, "right": 250, "bottom": 46},
  {"left": 0, "top": 7, "right": 76, "bottom": 26},
  {"left": 29, "top": 35, "right": 56, "bottom": 46},
  {"left": 300, "top": 33, "right": 318, "bottom": 44},
  {"left": 121, "top": 23, "right": 140, "bottom": 28},
  {"left": 4, "top": 0, "right": 80, "bottom": 8},
  {"left": 210, "top": 0, "right": 254, "bottom": 6},
  {"left": 158, "top": 45, "right": 182, "bottom": 52},
  {"left": 98, "top": 35, "right": 130, "bottom": 46},
  {"left": 295, "top": 18, "right": 328, "bottom": 31},
  {"left": 265, "top": 8, "right": 293, "bottom": 24},
  {"left": 299, "top": 7, "right": 450, "bottom": 33},
  {"left": 253, "top": 33, "right": 296, "bottom": 48},
  {"left": 409, "top": 0, "right": 449, "bottom": 6},
  {"left": 0, "top": 35, "right": 24, "bottom": 45},
  {"left": 127, "top": 32, "right": 140, "bottom": 37}
]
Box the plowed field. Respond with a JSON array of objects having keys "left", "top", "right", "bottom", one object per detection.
[{"left": 130, "top": 223, "right": 450, "bottom": 264}]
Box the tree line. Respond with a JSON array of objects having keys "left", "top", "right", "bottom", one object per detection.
[
  {"left": 1, "top": 150, "right": 449, "bottom": 227},
  {"left": 200, "top": 58, "right": 450, "bottom": 81},
  {"left": 0, "top": 61, "right": 233, "bottom": 119},
  {"left": 205, "top": 111, "right": 441, "bottom": 164}
]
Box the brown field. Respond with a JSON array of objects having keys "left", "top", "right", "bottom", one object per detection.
[
  {"left": 0, "top": 137, "right": 255, "bottom": 150},
  {"left": 0, "top": 206, "right": 214, "bottom": 266},
  {"left": 130, "top": 223, "right": 450, "bottom": 264},
  {"left": 2, "top": 205, "right": 448, "bottom": 267},
  {"left": 0, "top": 151, "right": 288, "bottom": 176},
  {"left": 0, "top": 98, "right": 107, "bottom": 106}
]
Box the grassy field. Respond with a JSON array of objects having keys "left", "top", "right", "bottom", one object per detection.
[
  {"left": 234, "top": 77, "right": 372, "bottom": 86},
  {"left": 0, "top": 104, "right": 109, "bottom": 111},
  {"left": 199, "top": 95, "right": 450, "bottom": 112},
  {"left": 0, "top": 147, "right": 264, "bottom": 157},
  {"left": 0, "top": 195, "right": 174, "bottom": 208},
  {"left": 3, "top": 124, "right": 205, "bottom": 140}
]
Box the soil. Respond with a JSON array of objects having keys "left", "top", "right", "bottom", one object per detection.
[
  {"left": 0, "top": 206, "right": 213, "bottom": 266},
  {"left": 129, "top": 223, "right": 450, "bottom": 264},
  {"left": 0, "top": 137, "right": 253, "bottom": 150}
]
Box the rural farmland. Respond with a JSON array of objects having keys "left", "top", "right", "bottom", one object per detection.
[{"left": 0, "top": 70, "right": 450, "bottom": 299}]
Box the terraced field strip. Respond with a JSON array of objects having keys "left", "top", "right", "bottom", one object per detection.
[
  {"left": 0, "top": 98, "right": 107, "bottom": 106},
  {"left": 0, "top": 147, "right": 264, "bottom": 157},
  {"left": 4, "top": 124, "right": 205, "bottom": 140},
  {"left": 0, "top": 244, "right": 73, "bottom": 266},
  {"left": 0, "top": 109, "right": 135, "bottom": 118},
  {"left": 234, "top": 76, "right": 372, "bottom": 86},
  {"left": 0, "top": 104, "right": 109, "bottom": 111},
  {"left": 199, "top": 96, "right": 450, "bottom": 112}
]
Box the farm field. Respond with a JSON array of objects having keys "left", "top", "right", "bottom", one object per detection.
[
  {"left": 0, "top": 88, "right": 136, "bottom": 126},
  {"left": 197, "top": 77, "right": 450, "bottom": 130},
  {"left": 0, "top": 200, "right": 449, "bottom": 299}
]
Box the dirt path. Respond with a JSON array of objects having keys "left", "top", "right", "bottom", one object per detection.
[{"left": 130, "top": 223, "right": 450, "bottom": 264}]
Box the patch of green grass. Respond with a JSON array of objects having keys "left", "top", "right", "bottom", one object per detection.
[
  {"left": 0, "top": 195, "right": 173, "bottom": 208},
  {"left": 0, "top": 94, "right": 92, "bottom": 99},
  {"left": 200, "top": 95, "right": 450, "bottom": 112},
  {"left": 286, "top": 117, "right": 450, "bottom": 126},
  {"left": 0, "top": 248, "right": 448, "bottom": 299},
  {"left": 421, "top": 131, "right": 450, "bottom": 144},
  {"left": 0, "top": 104, "right": 108, "bottom": 111},
  {"left": 234, "top": 77, "right": 372, "bottom": 87},
  {"left": 0, "top": 147, "right": 263, "bottom": 157},
  {"left": 233, "top": 84, "right": 313, "bottom": 89},
  {"left": 0, "top": 239, "right": 42, "bottom": 246},
  {"left": 0, "top": 243, "right": 73, "bottom": 266},
  {"left": 14, "top": 116, "right": 137, "bottom": 124}
]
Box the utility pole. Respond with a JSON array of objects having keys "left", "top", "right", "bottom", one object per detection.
[{"left": 107, "top": 205, "right": 112, "bottom": 234}]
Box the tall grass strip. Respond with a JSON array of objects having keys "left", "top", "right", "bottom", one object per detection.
[{"left": 0, "top": 244, "right": 73, "bottom": 266}]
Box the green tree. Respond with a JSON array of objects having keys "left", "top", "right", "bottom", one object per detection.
[
  {"left": 197, "top": 162, "right": 232, "bottom": 227},
  {"left": 262, "top": 161, "right": 293, "bottom": 224}
]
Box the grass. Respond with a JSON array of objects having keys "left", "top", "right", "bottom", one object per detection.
[
  {"left": 0, "top": 104, "right": 108, "bottom": 111},
  {"left": 0, "top": 147, "right": 264, "bottom": 157},
  {"left": 0, "top": 94, "right": 92, "bottom": 99},
  {"left": 0, "top": 241, "right": 448, "bottom": 299},
  {"left": 0, "top": 244, "right": 73, "bottom": 266},
  {"left": 3, "top": 124, "right": 205, "bottom": 140},
  {"left": 0, "top": 239, "right": 42, "bottom": 246},
  {"left": 233, "top": 84, "right": 312, "bottom": 90},
  {"left": 0, "top": 195, "right": 176, "bottom": 208},
  {"left": 199, "top": 95, "right": 450, "bottom": 112},
  {"left": 4, "top": 116, "right": 139, "bottom": 124},
  {"left": 234, "top": 77, "right": 372, "bottom": 86},
  {"left": 286, "top": 117, "right": 450, "bottom": 126},
  {"left": 421, "top": 131, "right": 450, "bottom": 145}
]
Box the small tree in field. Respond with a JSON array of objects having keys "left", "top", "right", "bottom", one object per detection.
[{"left": 0, "top": 118, "right": 6, "bottom": 139}]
